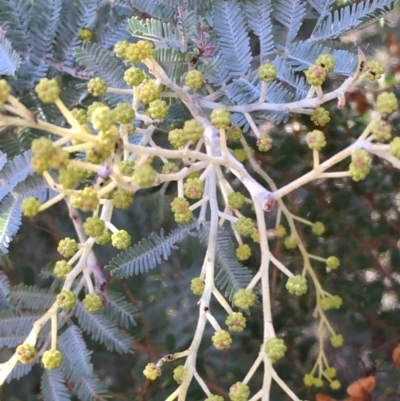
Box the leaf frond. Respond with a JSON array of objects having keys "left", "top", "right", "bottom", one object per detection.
[{"left": 106, "top": 222, "right": 198, "bottom": 278}]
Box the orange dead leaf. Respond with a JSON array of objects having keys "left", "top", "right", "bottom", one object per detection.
[
  {"left": 392, "top": 344, "right": 400, "bottom": 367},
  {"left": 315, "top": 393, "right": 337, "bottom": 401},
  {"left": 347, "top": 376, "right": 376, "bottom": 400}
]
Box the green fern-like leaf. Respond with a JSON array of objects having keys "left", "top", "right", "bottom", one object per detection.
[
  {"left": 0, "top": 174, "right": 54, "bottom": 253},
  {"left": 128, "top": 0, "right": 176, "bottom": 20},
  {"left": 310, "top": 0, "right": 399, "bottom": 42},
  {"left": 213, "top": 0, "right": 252, "bottom": 80},
  {"left": 273, "top": 0, "right": 306, "bottom": 46},
  {"left": 199, "top": 223, "right": 253, "bottom": 300},
  {"left": 106, "top": 222, "right": 198, "bottom": 278},
  {"left": 53, "top": 0, "right": 98, "bottom": 66},
  {"left": 286, "top": 41, "right": 357, "bottom": 75},
  {"left": 29, "top": 0, "right": 62, "bottom": 58},
  {"left": 9, "top": 284, "right": 56, "bottom": 311},
  {"left": 59, "top": 325, "right": 107, "bottom": 401},
  {"left": 0, "top": 271, "right": 9, "bottom": 309},
  {"left": 0, "top": 150, "right": 34, "bottom": 202},
  {"left": 245, "top": 0, "right": 274, "bottom": 63},
  {"left": 73, "top": 42, "right": 129, "bottom": 105},
  {"left": 0, "top": 0, "right": 32, "bottom": 53},
  {"left": 0, "top": 311, "right": 40, "bottom": 338},
  {"left": 127, "top": 17, "right": 186, "bottom": 51},
  {"left": 104, "top": 289, "right": 137, "bottom": 330},
  {"left": 74, "top": 302, "right": 133, "bottom": 353},
  {"left": 0, "top": 33, "right": 21, "bottom": 76},
  {"left": 41, "top": 369, "right": 70, "bottom": 401}
]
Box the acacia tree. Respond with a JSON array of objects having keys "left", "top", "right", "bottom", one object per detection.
[{"left": 0, "top": 0, "right": 400, "bottom": 400}]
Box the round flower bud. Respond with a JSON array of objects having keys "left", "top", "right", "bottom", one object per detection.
[
  {"left": 286, "top": 275, "right": 308, "bottom": 296},
  {"left": 111, "top": 230, "right": 131, "bottom": 250},
  {"left": 35, "top": 78, "right": 60, "bottom": 103},
  {"left": 226, "top": 125, "right": 243, "bottom": 140},
  {"left": 124, "top": 66, "right": 146, "bottom": 86},
  {"left": 21, "top": 197, "right": 41, "bottom": 217},
  {"left": 71, "top": 108, "right": 87, "bottom": 125},
  {"left": 185, "top": 70, "right": 204, "bottom": 89},
  {"left": 90, "top": 106, "right": 115, "bottom": 131},
  {"left": 349, "top": 163, "right": 370, "bottom": 181},
  {"left": 326, "top": 256, "right": 340, "bottom": 270},
  {"left": 228, "top": 192, "right": 245, "bottom": 209},
  {"left": 0, "top": 79, "right": 11, "bottom": 105},
  {"left": 16, "top": 344, "right": 37, "bottom": 364},
  {"left": 59, "top": 168, "right": 79, "bottom": 189},
  {"left": 132, "top": 164, "right": 157, "bottom": 188},
  {"left": 112, "top": 102, "right": 135, "bottom": 124},
  {"left": 305, "top": 65, "right": 327, "bottom": 86},
  {"left": 320, "top": 295, "right": 342, "bottom": 310},
  {"left": 183, "top": 119, "right": 204, "bottom": 142},
  {"left": 306, "top": 130, "right": 326, "bottom": 151},
  {"left": 82, "top": 293, "right": 103, "bottom": 313},
  {"left": 171, "top": 197, "right": 190, "bottom": 214},
  {"left": 313, "top": 377, "right": 324, "bottom": 387},
  {"left": 284, "top": 236, "right": 298, "bottom": 250},
  {"left": 70, "top": 187, "right": 99, "bottom": 212},
  {"left": 330, "top": 380, "right": 341, "bottom": 390},
  {"left": 139, "top": 80, "right": 163, "bottom": 104},
  {"left": 232, "top": 148, "right": 247, "bottom": 162},
  {"left": 205, "top": 395, "right": 224, "bottom": 401},
  {"left": 174, "top": 211, "right": 193, "bottom": 223},
  {"left": 236, "top": 244, "right": 251, "bottom": 261},
  {"left": 184, "top": 177, "right": 204, "bottom": 199},
  {"left": 365, "top": 60, "right": 384, "bottom": 81},
  {"left": 235, "top": 217, "right": 255, "bottom": 236},
  {"left": 264, "top": 337, "right": 287, "bottom": 363},
  {"left": 54, "top": 260, "right": 72, "bottom": 279},
  {"left": 87, "top": 77, "right": 107, "bottom": 97},
  {"left": 312, "top": 221, "right": 325, "bottom": 235},
  {"left": 376, "top": 92, "right": 398, "bottom": 115},
  {"left": 258, "top": 63, "right": 277, "bottom": 83},
  {"left": 42, "top": 349, "right": 63, "bottom": 370},
  {"left": 275, "top": 225, "right": 287, "bottom": 238},
  {"left": 225, "top": 312, "right": 247, "bottom": 332},
  {"left": 324, "top": 367, "right": 337, "bottom": 379},
  {"left": 191, "top": 277, "right": 205, "bottom": 295},
  {"left": 212, "top": 330, "right": 232, "bottom": 350},
  {"left": 83, "top": 216, "right": 106, "bottom": 238},
  {"left": 125, "top": 40, "right": 154, "bottom": 62},
  {"left": 315, "top": 54, "right": 336, "bottom": 73},
  {"left": 303, "top": 374, "right": 315, "bottom": 387},
  {"left": 168, "top": 128, "right": 187, "bottom": 149},
  {"left": 78, "top": 27, "right": 93, "bottom": 42},
  {"left": 210, "top": 108, "right": 231, "bottom": 129},
  {"left": 257, "top": 134, "right": 273, "bottom": 152},
  {"left": 330, "top": 334, "right": 344, "bottom": 348},
  {"left": 143, "top": 362, "right": 160, "bottom": 380},
  {"left": 311, "top": 107, "right": 330, "bottom": 127},
  {"left": 95, "top": 230, "right": 111, "bottom": 245},
  {"left": 372, "top": 120, "right": 391, "bottom": 142},
  {"left": 114, "top": 40, "right": 130, "bottom": 59},
  {"left": 229, "top": 382, "right": 250, "bottom": 401},
  {"left": 162, "top": 162, "right": 180, "bottom": 174},
  {"left": 173, "top": 365, "right": 186, "bottom": 384},
  {"left": 351, "top": 149, "right": 371, "bottom": 166},
  {"left": 57, "top": 290, "right": 77, "bottom": 310},
  {"left": 113, "top": 188, "right": 134, "bottom": 210},
  {"left": 57, "top": 237, "right": 78, "bottom": 258},
  {"left": 148, "top": 99, "right": 169, "bottom": 120},
  {"left": 390, "top": 137, "right": 400, "bottom": 159},
  {"left": 233, "top": 289, "right": 256, "bottom": 309}
]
